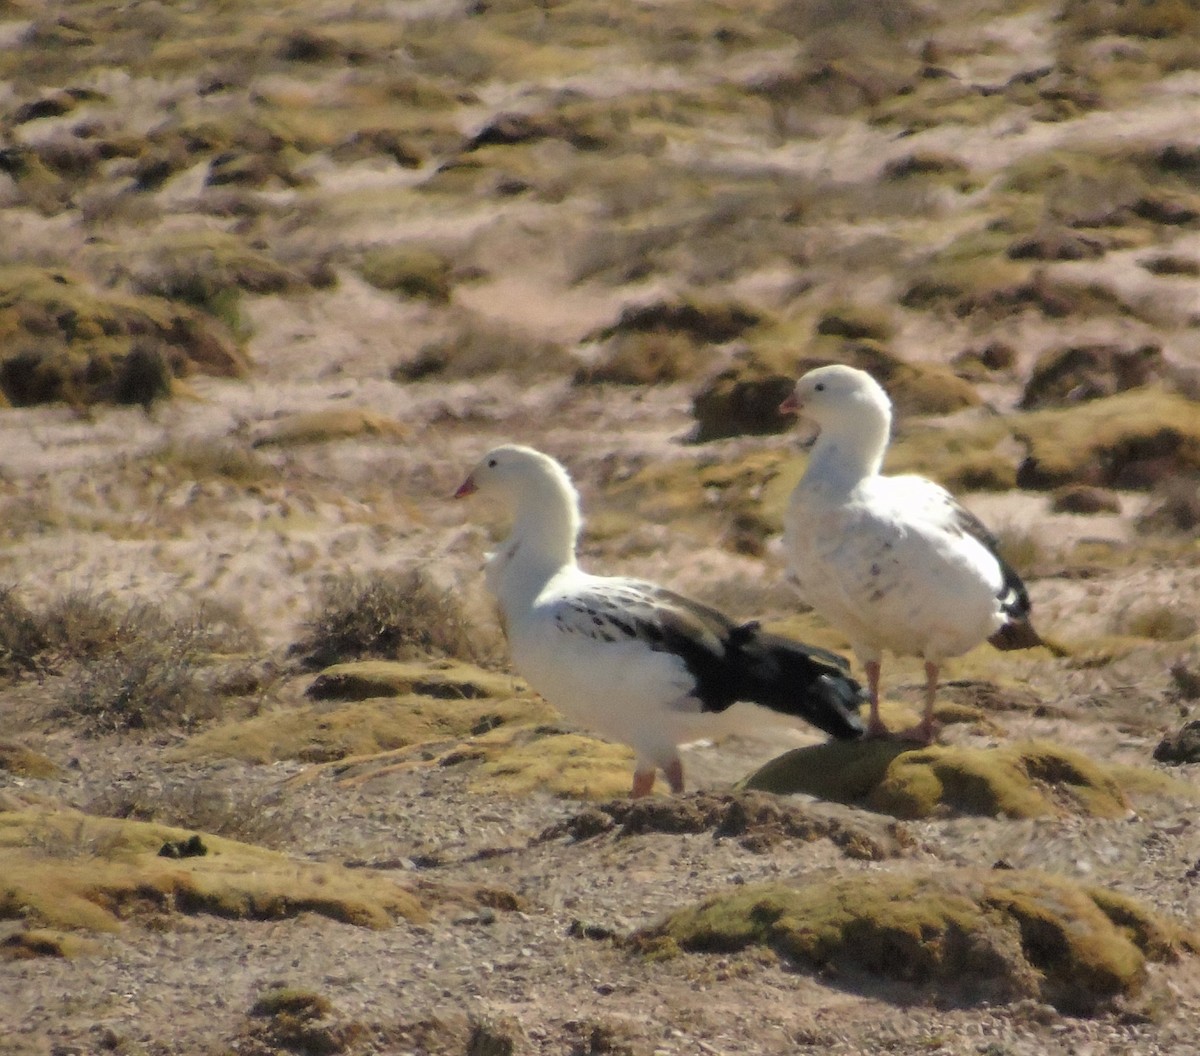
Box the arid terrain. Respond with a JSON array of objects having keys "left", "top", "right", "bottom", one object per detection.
[{"left": 2, "top": 0, "right": 1200, "bottom": 1053}]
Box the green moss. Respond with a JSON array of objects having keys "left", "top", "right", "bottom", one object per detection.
[
  {"left": 0, "top": 809, "right": 427, "bottom": 935},
  {"left": 175, "top": 679, "right": 554, "bottom": 765},
  {"left": 743, "top": 740, "right": 1138, "bottom": 820},
  {"left": 471, "top": 726, "right": 640, "bottom": 799},
  {"left": 638, "top": 868, "right": 1194, "bottom": 1012}
]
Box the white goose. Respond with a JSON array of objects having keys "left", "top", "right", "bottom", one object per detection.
[
  {"left": 780, "top": 365, "right": 1042, "bottom": 744},
  {"left": 455, "top": 444, "right": 865, "bottom": 797}
]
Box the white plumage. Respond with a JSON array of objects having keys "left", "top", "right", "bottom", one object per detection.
[
  {"left": 455, "top": 444, "right": 864, "bottom": 796},
  {"left": 780, "top": 364, "right": 1041, "bottom": 743}
]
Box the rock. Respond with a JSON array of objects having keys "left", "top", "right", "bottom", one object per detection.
[
  {"left": 1153, "top": 721, "right": 1200, "bottom": 765},
  {"left": 158, "top": 834, "right": 208, "bottom": 859},
  {"left": 1050, "top": 485, "right": 1121, "bottom": 515}
]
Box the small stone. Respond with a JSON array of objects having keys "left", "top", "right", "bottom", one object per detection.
[{"left": 1153, "top": 721, "right": 1200, "bottom": 765}]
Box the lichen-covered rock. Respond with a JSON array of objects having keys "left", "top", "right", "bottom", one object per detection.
[
  {"left": 635, "top": 868, "right": 1197, "bottom": 1013},
  {"left": 742, "top": 739, "right": 1136, "bottom": 820}
]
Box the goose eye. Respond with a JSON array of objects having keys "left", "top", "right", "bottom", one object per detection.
[
  {"left": 487, "top": 458, "right": 498, "bottom": 467},
  {"left": 814, "top": 383, "right": 825, "bottom": 392}
]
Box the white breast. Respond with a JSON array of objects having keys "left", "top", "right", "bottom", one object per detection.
[{"left": 785, "top": 477, "right": 1006, "bottom": 662}]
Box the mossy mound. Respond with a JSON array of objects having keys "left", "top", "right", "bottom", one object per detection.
[
  {"left": 469, "top": 724, "right": 641, "bottom": 800},
  {"left": 636, "top": 868, "right": 1197, "bottom": 1013},
  {"left": 0, "top": 808, "right": 427, "bottom": 942},
  {"left": 305, "top": 660, "right": 520, "bottom": 703},
  {"left": 742, "top": 740, "right": 1137, "bottom": 820},
  {"left": 1015, "top": 387, "right": 1200, "bottom": 490},
  {"left": 0, "top": 266, "right": 246, "bottom": 408},
  {"left": 175, "top": 662, "right": 552, "bottom": 764}
]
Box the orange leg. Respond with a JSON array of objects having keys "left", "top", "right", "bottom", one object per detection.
[
  {"left": 664, "top": 757, "right": 684, "bottom": 794},
  {"left": 864, "top": 660, "right": 889, "bottom": 738},
  {"left": 898, "top": 660, "right": 940, "bottom": 744},
  {"left": 631, "top": 768, "right": 656, "bottom": 798}
]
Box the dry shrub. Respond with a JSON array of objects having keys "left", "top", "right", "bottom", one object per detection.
[
  {"left": 292, "top": 569, "right": 480, "bottom": 670},
  {"left": 0, "top": 588, "right": 258, "bottom": 733},
  {"left": 58, "top": 598, "right": 254, "bottom": 734},
  {"left": 86, "top": 780, "right": 296, "bottom": 848},
  {"left": 0, "top": 586, "right": 49, "bottom": 679}
]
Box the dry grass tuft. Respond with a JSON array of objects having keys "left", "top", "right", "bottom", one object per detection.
[
  {"left": 291, "top": 569, "right": 487, "bottom": 670},
  {"left": 0, "top": 587, "right": 259, "bottom": 734},
  {"left": 86, "top": 779, "right": 297, "bottom": 849}
]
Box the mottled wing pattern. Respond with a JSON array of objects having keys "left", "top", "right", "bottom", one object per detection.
[
  {"left": 889, "top": 475, "right": 1033, "bottom": 624},
  {"left": 547, "top": 578, "right": 732, "bottom": 657}
]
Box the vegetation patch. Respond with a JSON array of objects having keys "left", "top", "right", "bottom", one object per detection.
[
  {"left": 359, "top": 246, "right": 454, "bottom": 303},
  {"left": 116, "top": 231, "right": 317, "bottom": 330},
  {"left": 577, "top": 299, "right": 761, "bottom": 386},
  {"left": 0, "top": 741, "right": 61, "bottom": 779},
  {"left": 0, "top": 809, "right": 427, "bottom": 937},
  {"left": 635, "top": 868, "right": 1196, "bottom": 1013},
  {"left": 541, "top": 790, "right": 909, "bottom": 859},
  {"left": 176, "top": 663, "right": 552, "bottom": 764},
  {"left": 1019, "top": 343, "right": 1167, "bottom": 409},
  {"left": 742, "top": 739, "right": 1143, "bottom": 820},
  {"left": 0, "top": 587, "right": 256, "bottom": 734},
  {"left": 240, "top": 985, "right": 364, "bottom": 1056},
  {"left": 393, "top": 312, "right": 573, "bottom": 381},
  {"left": 291, "top": 568, "right": 487, "bottom": 670},
  {"left": 469, "top": 724, "right": 641, "bottom": 800},
  {"left": 0, "top": 266, "right": 246, "bottom": 408},
  {"left": 1015, "top": 387, "right": 1200, "bottom": 490}
]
